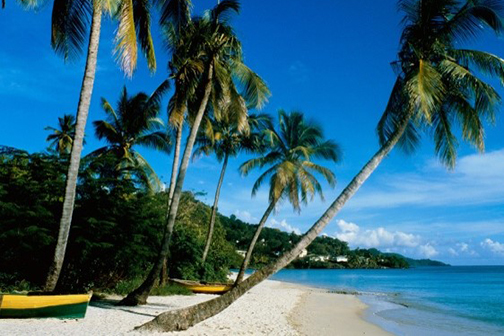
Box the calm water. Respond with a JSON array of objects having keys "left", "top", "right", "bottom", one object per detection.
[{"left": 269, "top": 266, "right": 504, "bottom": 335}]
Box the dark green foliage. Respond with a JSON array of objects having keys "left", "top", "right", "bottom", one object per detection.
[
  {"left": 308, "top": 236, "right": 350, "bottom": 257},
  {"left": 0, "top": 149, "right": 66, "bottom": 287},
  {"left": 109, "top": 278, "right": 193, "bottom": 296},
  {"left": 169, "top": 193, "right": 241, "bottom": 282},
  {"left": 0, "top": 149, "right": 237, "bottom": 292}
]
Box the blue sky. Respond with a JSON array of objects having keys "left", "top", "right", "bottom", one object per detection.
[{"left": 1, "top": 0, "right": 504, "bottom": 265}]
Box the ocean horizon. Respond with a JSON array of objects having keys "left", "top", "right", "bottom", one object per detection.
[{"left": 270, "top": 266, "right": 504, "bottom": 335}]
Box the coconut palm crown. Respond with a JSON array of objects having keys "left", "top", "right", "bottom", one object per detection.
[
  {"left": 233, "top": 109, "right": 341, "bottom": 284},
  {"left": 378, "top": 0, "right": 504, "bottom": 167},
  {"left": 194, "top": 113, "right": 271, "bottom": 162},
  {"left": 88, "top": 82, "right": 171, "bottom": 190},
  {"left": 45, "top": 114, "right": 81, "bottom": 155},
  {"left": 241, "top": 110, "right": 341, "bottom": 211},
  {"left": 51, "top": 0, "right": 157, "bottom": 75}
]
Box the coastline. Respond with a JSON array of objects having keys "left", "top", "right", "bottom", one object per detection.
[{"left": 0, "top": 279, "right": 392, "bottom": 335}]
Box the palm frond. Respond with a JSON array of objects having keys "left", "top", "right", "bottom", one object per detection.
[
  {"left": 156, "top": 0, "right": 192, "bottom": 31},
  {"left": 209, "top": 0, "right": 240, "bottom": 24},
  {"left": 133, "top": 0, "right": 156, "bottom": 72},
  {"left": 51, "top": 0, "right": 91, "bottom": 61},
  {"left": 114, "top": 0, "right": 138, "bottom": 77},
  {"left": 451, "top": 49, "right": 504, "bottom": 85},
  {"left": 133, "top": 152, "right": 162, "bottom": 191},
  {"left": 440, "top": 59, "right": 501, "bottom": 117},
  {"left": 432, "top": 108, "right": 459, "bottom": 168},
  {"left": 251, "top": 165, "right": 277, "bottom": 197},
  {"left": 232, "top": 61, "right": 271, "bottom": 110},
  {"left": 240, "top": 157, "right": 268, "bottom": 176},
  {"left": 92, "top": 120, "right": 121, "bottom": 144},
  {"left": 311, "top": 140, "right": 342, "bottom": 162},
  {"left": 443, "top": 0, "right": 504, "bottom": 42},
  {"left": 136, "top": 131, "right": 172, "bottom": 154},
  {"left": 407, "top": 59, "right": 445, "bottom": 122},
  {"left": 302, "top": 161, "right": 336, "bottom": 187}
]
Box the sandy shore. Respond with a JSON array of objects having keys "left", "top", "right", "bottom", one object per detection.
[{"left": 0, "top": 280, "right": 392, "bottom": 335}]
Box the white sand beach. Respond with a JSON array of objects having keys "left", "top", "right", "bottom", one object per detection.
[{"left": 0, "top": 280, "right": 392, "bottom": 335}]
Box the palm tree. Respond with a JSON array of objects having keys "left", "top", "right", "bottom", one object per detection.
[
  {"left": 134, "top": 0, "right": 504, "bottom": 331},
  {"left": 87, "top": 83, "right": 171, "bottom": 190},
  {"left": 44, "top": 0, "right": 157, "bottom": 291},
  {"left": 234, "top": 110, "right": 341, "bottom": 284},
  {"left": 45, "top": 114, "right": 80, "bottom": 155},
  {"left": 194, "top": 112, "right": 271, "bottom": 265},
  {"left": 118, "top": 0, "right": 270, "bottom": 306}
]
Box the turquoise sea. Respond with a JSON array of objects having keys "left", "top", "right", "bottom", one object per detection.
[{"left": 270, "top": 266, "right": 504, "bottom": 335}]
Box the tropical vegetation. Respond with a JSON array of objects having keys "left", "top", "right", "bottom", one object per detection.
[
  {"left": 2, "top": 0, "right": 503, "bottom": 333},
  {"left": 45, "top": 114, "right": 80, "bottom": 156},
  {"left": 88, "top": 84, "right": 172, "bottom": 191}
]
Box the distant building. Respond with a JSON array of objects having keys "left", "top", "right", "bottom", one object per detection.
[
  {"left": 311, "top": 255, "right": 330, "bottom": 262},
  {"left": 236, "top": 250, "right": 246, "bottom": 257},
  {"left": 298, "top": 249, "right": 308, "bottom": 258},
  {"left": 336, "top": 255, "right": 348, "bottom": 263}
]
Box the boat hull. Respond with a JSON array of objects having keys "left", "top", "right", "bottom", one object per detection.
[
  {"left": 170, "top": 279, "right": 232, "bottom": 294},
  {"left": 0, "top": 293, "right": 92, "bottom": 319}
]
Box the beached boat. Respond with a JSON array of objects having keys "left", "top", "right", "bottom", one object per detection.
[
  {"left": 170, "top": 279, "right": 232, "bottom": 294},
  {"left": 0, "top": 293, "right": 92, "bottom": 319}
]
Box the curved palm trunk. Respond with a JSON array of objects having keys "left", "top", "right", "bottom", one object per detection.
[
  {"left": 167, "top": 125, "right": 183, "bottom": 207},
  {"left": 134, "top": 112, "right": 411, "bottom": 332},
  {"left": 160, "top": 124, "right": 183, "bottom": 285},
  {"left": 234, "top": 200, "right": 276, "bottom": 285},
  {"left": 44, "top": 3, "right": 102, "bottom": 292},
  {"left": 118, "top": 63, "right": 214, "bottom": 306},
  {"left": 201, "top": 154, "right": 229, "bottom": 264}
]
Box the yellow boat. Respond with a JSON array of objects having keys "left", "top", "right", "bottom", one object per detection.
[
  {"left": 170, "top": 279, "right": 232, "bottom": 294},
  {"left": 0, "top": 293, "right": 92, "bottom": 319}
]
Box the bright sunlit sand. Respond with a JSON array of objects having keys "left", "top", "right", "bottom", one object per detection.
[{"left": 0, "top": 279, "right": 390, "bottom": 335}]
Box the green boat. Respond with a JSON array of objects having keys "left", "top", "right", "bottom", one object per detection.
[{"left": 0, "top": 293, "right": 92, "bottom": 319}]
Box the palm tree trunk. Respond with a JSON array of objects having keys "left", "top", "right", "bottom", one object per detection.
[
  {"left": 201, "top": 154, "right": 229, "bottom": 265},
  {"left": 134, "top": 111, "right": 411, "bottom": 332},
  {"left": 167, "top": 125, "right": 182, "bottom": 207},
  {"left": 234, "top": 200, "right": 276, "bottom": 285},
  {"left": 118, "top": 62, "right": 214, "bottom": 306},
  {"left": 160, "top": 124, "right": 183, "bottom": 285},
  {"left": 43, "top": 3, "right": 102, "bottom": 292}
]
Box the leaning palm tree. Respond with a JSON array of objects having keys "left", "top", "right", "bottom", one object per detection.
[
  {"left": 135, "top": 0, "right": 504, "bottom": 331},
  {"left": 87, "top": 83, "right": 171, "bottom": 190},
  {"left": 45, "top": 114, "right": 79, "bottom": 155},
  {"left": 44, "top": 0, "right": 157, "bottom": 291},
  {"left": 194, "top": 112, "right": 271, "bottom": 265},
  {"left": 235, "top": 110, "right": 341, "bottom": 284},
  {"left": 119, "top": 0, "right": 270, "bottom": 306}
]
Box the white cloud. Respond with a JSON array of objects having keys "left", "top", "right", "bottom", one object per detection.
[
  {"left": 346, "top": 149, "right": 504, "bottom": 210},
  {"left": 269, "top": 219, "right": 301, "bottom": 235},
  {"left": 418, "top": 243, "right": 438, "bottom": 258},
  {"left": 448, "top": 248, "right": 458, "bottom": 256},
  {"left": 481, "top": 238, "right": 504, "bottom": 255},
  {"left": 335, "top": 219, "right": 420, "bottom": 248},
  {"left": 234, "top": 210, "right": 257, "bottom": 223}
]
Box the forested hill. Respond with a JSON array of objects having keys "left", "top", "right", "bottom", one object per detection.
[{"left": 216, "top": 206, "right": 449, "bottom": 269}]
